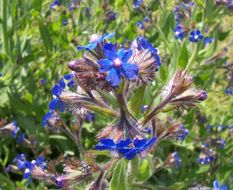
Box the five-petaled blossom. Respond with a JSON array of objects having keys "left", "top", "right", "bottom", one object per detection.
[
  {"left": 189, "top": 30, "right": 203, "bottom": 43},
  {"left": 98, "top": 43, "right": 139, "bottom": 86}
]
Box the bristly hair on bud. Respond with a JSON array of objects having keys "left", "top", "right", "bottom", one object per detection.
[
  {"left": 129, "top": 36, "right": 161, "bottom": 84},
  {"left": 162, "top": 70, "right": 193, "bottom": 99},
  {"left": 169, "top": 88, "right": 207, "bottom": 109},
  {"left": 154, "top": 118, "right": 189, "bottom": 141},
  {"left": 68, "top": 58, "right": 112, "bottom": 91}
]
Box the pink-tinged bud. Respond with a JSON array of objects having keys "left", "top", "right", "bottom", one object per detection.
[
  {"left": 198, "top": 91, "right": 207, "bottom": 101},
  {"left": 89, "top": 34, "right": 99, "bottom": 43},
  {"left": 68, "top": 60, "right": 79, "bottom": 71}
]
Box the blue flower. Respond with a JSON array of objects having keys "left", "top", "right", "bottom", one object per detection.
[
  {"left": 217, "top": 125, "right": 228, "bottom": 132},
  {"left": 171, "top": 152, "right": 181, "bottom": 168},
  {"left": 144, "top": 16, "right": 150, "bottom": 23},
  {"left": 133, "top": 0, "right": 144, "bottom": 8},
  {"left": 85, "top": 112, "right": 95, "bottom": 122},
  {"left": 213, "top": 180, "right": 228, "bottom": 190},
  {"left": 40, "top": 79, "right": 46, "bottom": 85},
  {"left": 122, "top": 138, "right": 157, "bottom": 160},
  {"left": 12, "top": 121, "right": 19, "bottom": 138},
  {"left": 189, "top": 30, "right": 203, "bottom": 42},
  {"left": 176, "top": 124, "right": 189, "bottom": 140},
  {"left": 225, "top": 87, "right": 233, "bottom": 95},
  {"left": 77, "top": 33, "right": 114, "bottom": 51},
  {"left": 141, "top": 105, "right": 148, "bottom": 113},
  {"left": 49, "top": 74, "right": 75, "bottom": 111},
  {"left": 137, "top": 21, "right": 144, "bottom": 30},
  {"left": 62, "top": 19, "right": 68, "bottom": 26},
  {"left": 98, "top": 43, "right": 138, "bottom": 86},
  {"left": 203, "top": 37, "right": 214, "bottom": 46},
  {"left": 50, "top": 0, "right": 62, "bottom": 9},
  {"left": 174, "top": 25, "right": 186, "bottom": 41},
  {"left": 198, "top": 149, "right": 215, "bottom": 165},
  {"left": 14, "top": 154, "right": 27, "bottom": 170},
  {"left": 17, "top": 132, "right": 26, "bottom": 144}
]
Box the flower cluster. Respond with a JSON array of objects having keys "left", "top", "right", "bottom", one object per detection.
[
  {"left": 136, "top": 17, "right": 150, "bottom": 30},
  {"left": 50, "top": 0, "right": 82, "bottom": 26},
  {"left": 215, "top": 0, "right": 233, "bottom": 10},
  {"left": 198, "top": 146, "right": 216, "bottom": 165},
  {"left": 0, "top": 121, "right": 27, "bottom": 144},
  {"left": 0, "top": 121, "right": 18, "bottom": 138},
  {"left": 173, "top": 2, "right": 213, "bottom": 44},
  {"left": 25, "top": 32, "right": 208, "bottom": 188},
  {"left": 6, "top": 154, "right": 47, "bottom": 180}
]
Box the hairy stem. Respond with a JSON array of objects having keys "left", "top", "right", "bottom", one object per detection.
[{"left": 141, "top": 96, "right": 172, "bottom": 126}]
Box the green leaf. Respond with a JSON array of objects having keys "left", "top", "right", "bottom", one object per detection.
[
  {"left": 135, "top": 158, "right": 153, "bottom": 182},
  {"left": 196, "top": 165, "right": 210, "bottom": 174},
  {"left": 110, "top": 160, "right": 127, "bottom": 190},
  {"left": 178, "top": 41, "right": 188, "bottom": 69},
  {"left": 38, "top": 22, "right": 53, "bottom": 52},
  {"left": 0, "top": 174, "right": 15, "bottom": 190},
  {"left": 169, "top": 182, "right": 186, "bottom": 190},
  {"left": 194, "top": 0, "right": 205, "bottom": 7},
  {"left": 159, "top": 64, "right": 168, "bottom": 82},
  {"left": 128, "top": 86, "right": 145, "bottom": 117}
]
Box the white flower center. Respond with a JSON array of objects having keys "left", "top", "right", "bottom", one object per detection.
[
  {"left": 113, "top": 58, "right": 122, "bottom": 67},
  {"left": 89, "top": 34, "right": 99, "bottom": 43}
]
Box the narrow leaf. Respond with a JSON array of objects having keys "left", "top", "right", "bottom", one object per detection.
[{"left": 110, "top": 159, "right": 126, "bottom": 190}]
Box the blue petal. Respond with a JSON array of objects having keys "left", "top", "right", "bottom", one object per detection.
[
  {"left": 213, "top": 180, "right": 219, "bottom": 189},
  {"left": 51, "top": 84, "right": 62, "bottom": 96},
  {"left": 77, "top": 42, "right": 97, "bottom": 51},
  {"left": 98, "top": 59, "right": 112, "bottom": 72},
  {"left": 143, "top": 137, "right": 157, "bottom": 150},
  {"left": 123, "top": 149, "right": 138, "bottom": 160},
  {"left": 121, "top": 50, "right": 133, "bottom": 63},
  {"left": 106, "top": 68, "right": 121, "bottom": 86},
  {"left": 100, "top": 139, "right": 116, "bottom": 146},
  {"left": 99, "top": 33, "right": 115, "bottom": 42},
  {"left": 96, "top": 144, "right": 111, "bottom": 150},
  {"left": 103, "top": 43, "right": 117, "bottom": 60},
  {"left": 121, "top": 63, "right": 138, "bottom": 80},
  {"left": 220, "top": 185, "right": 228, "bottom": 190},
  {"left": 58, "top": 100, "right": 65, "bottom": 112},
  {"left": 59, "top": 78, "right": 66, "bottom": 89},
  {"left": 49, "top": 98, "right": 59, "bottom": 110},
  {"left": 118, "top": 147, "right": 131, "bottom": 154},
  {"left": 116, "top": 139, "right": 132, "bottom": 148},
  {"left": 17, "top": 161, "right": 26, "bottom": 169},
  {"left": 133, "top": 139, "right": 147, "bottom": 148},
  {"left": 36, "top": 157, "right": 45, "bottom": 165},
  {"left": 67, "top": 79, "right": 75, "bottom": 88},
  {"left": 64, "top": 74, "right": 73, "bottom": 80},
  {"left": 23, "top": 170, "right": 31, "bottom": 179}
]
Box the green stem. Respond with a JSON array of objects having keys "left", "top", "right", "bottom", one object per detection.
[
  {"left": 185, "top": 43, "right": 199, "bottom": 72},
  {"left": 1, "top": 0, "right": 9, "bottom": 56},
  {"left": 185, "top": 0, "right": 207, "bottom": 72},
  {"left": 141, "top": 96, "right": 172, "bottom": 126},
  {"left": 155, "top": 24, "right": 172, "bottom": 54}
]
